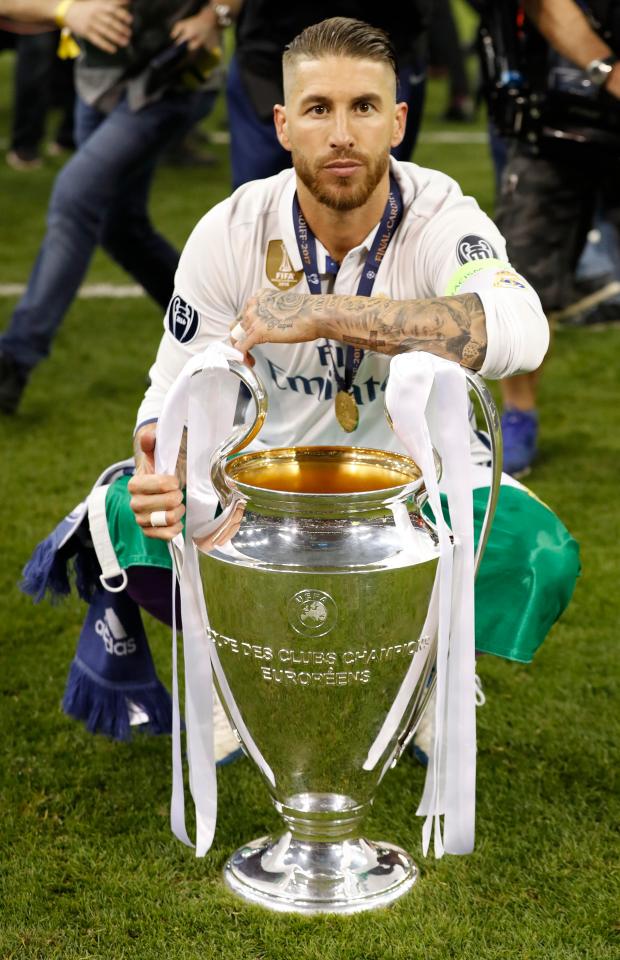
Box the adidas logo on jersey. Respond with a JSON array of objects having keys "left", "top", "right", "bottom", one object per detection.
[{"left": 95, "top": 606, "right": 137, "bottom": 656}]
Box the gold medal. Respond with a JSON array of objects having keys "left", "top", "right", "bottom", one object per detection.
[{"left": 335, "top": 390, "right": 359, "bottom": 432}]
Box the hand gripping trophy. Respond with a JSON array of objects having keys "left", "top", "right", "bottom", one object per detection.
[{"left": 157, "top": 343, "right": 501, "bottom": 915}]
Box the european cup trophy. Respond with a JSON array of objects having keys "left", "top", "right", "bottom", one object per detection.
[{"left": 195, "top": 359, "right": 501, "bottom": 915}]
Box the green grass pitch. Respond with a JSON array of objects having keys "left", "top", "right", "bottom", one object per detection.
[{"left": 0, "top": 23, "right": 619, "bottom": 960}]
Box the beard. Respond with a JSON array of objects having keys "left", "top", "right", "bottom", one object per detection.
[{"left": 292, "top": 147, "right": 390, "bottom": 212}]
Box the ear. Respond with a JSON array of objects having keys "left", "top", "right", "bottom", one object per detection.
[
  {"left": 391, "top": 101, "right": 408, "bottom": 149},
  {"left": 273, "top": 104, "right": 292, "bottom": 152}
]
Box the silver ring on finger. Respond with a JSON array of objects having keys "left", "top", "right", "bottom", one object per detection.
[{"left": 150, "top": 510, "right": 168, "bottom": 528}]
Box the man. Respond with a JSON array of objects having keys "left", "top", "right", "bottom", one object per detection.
[
  {"left": 482, "top": 0, "right": 620, "bottom": 475},
  {"left": 24, "top": 18, "right": 577, "bottom": 750},
  {"left": 226, "top": 0, "right": 430, "bottom": 187},
  {"left": 0, "top": 0, "right": 225, "bottom": 414},
  {"left": 129, "top": 16, "right": 549, "bottom": 534},
  {"left": 125, "top": 14, "right": 576, "bottom": 658}
]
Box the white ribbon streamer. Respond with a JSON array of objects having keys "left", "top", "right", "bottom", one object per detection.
[
  {"left": 155, "top": 341, "right": 275, "bottom": 857},
  {"left": 384, "top": 353, "right": 476, "bottom": 857},
  {"left": 155, "top": 343, "right": 239, "bottom": 855}
]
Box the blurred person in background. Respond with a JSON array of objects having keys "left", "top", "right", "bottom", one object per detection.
[
  {"left": 0, "top": 0, "right": 133, "bottom": 167},
  {"left": 226, "top": 1, "right": 432, "bottom": 187},
  {"left": 479, "top": 0, "right": 620, "bottom": 476},
  {"left": 2, "top": 23, "right": 76, "bottom": 169},
  {"left": 0, "top": 0, "right": 225, "bottom": 415},
  {"left": 428, "top": 0, "right": 475, "bottom": 121},
  {"left": 0, "top": 0, "right": 133, "bottom": 43}
]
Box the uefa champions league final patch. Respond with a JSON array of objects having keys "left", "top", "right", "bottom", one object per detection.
[
  {"left": 166, "top": 295, "right": 200, "bottom": 344},
  {"left": 456, "top": 235, "right": 498, "bottom": 264}
]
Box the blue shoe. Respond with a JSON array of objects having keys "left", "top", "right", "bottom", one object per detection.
[{"left": 501, "top": 408, "right": 539, "bottom": 477}]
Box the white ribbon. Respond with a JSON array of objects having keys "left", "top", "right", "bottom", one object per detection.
[
  {"left": 384, "top": 353, "right": 476, "bottom": 857},
  {"left": 155, "top": 341, "right": 275, "bottom": 857}
]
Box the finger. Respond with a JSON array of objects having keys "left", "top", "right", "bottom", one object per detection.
[
  {"left": 139, "top": 429, "right": 156, "bottom": 453},
  {"left": 127, "top": 473, "right": 179, "bottom": 495},
  {"left": 103, "top": 23, "right": 131, "bottom": 44},
  {"left": 135, "top": 456, "right": 155, "bottom": 477},
  {"left": 235, "top": 327, "right": 259, "bottom": 352},
  {"left": 142, "top": 521, "right": 184, "bottom": 541},
  {"left": 134, "top": 502, "right": 186, "bottom": 528},
  {"left": 196, "top": 502, "right": 245, "bottom": 552},
  {"left": 95, "top": 23, "right": 129, "bottom": 47},
  {"left": 230, "top": 320, "right": 247, "bottom": 346},
  {"left": 212, "top": 504, "right": 245, "bottom": 544},
  {"left": 129, "top": 489, "right": 184, "bottom": 515},
  {"left": 112, "top": 6, "right": 133, "bottom": 24},
  {"left": 102, "top": 8, "right": 132, "bottom": 28},
  {"left": 90, "top": 34, "right": 117, "bottom": 52}
]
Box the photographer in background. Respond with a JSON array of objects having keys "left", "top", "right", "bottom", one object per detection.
[{"left": 480, "top": 0, "right": 620, "bottom": 476}]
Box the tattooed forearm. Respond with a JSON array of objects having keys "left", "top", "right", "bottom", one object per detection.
[
  {"left": 255, "top": 292, "right": 303, "bottom": 330},
  {"left": 235, "top": 289, "right": 487, "bottom": 367},
  {"left": 323, "top": 292, "right": 487, "bottom": 369}
]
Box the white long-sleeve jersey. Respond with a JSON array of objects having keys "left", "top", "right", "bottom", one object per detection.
[{"left": 137, "top": 158, "right": 548, "bottom": 454}]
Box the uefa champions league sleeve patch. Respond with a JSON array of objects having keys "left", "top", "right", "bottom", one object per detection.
[
  {"left": 166, "top": 295, "right": 200, "bottom": 344},
  {"left": 456, "top": 235, "right": 498, "bottom": 264}
]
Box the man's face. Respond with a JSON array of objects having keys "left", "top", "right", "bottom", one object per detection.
[{"left": 274, "top": 56, "right": 407, "bottom": 212}]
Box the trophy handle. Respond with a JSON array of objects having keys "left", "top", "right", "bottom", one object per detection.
[{"left": 208, "top": 359, "right": 268, "bottom": 507}]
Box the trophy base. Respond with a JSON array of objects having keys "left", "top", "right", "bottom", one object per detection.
[{"left": 223, "top": 833, "right": 418, "bottom": 914}]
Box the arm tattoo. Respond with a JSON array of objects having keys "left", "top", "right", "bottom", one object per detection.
[
  {"left": 323, "top": 293, "right": 487, "bottom": 370},
  {"left": 256, "top": 293, "right": 301, "bottom": 331},
  {"left": 254, "top": 290, "right": 330, "bottom": 333},
  {"left": 255, "top": 291, "right": 317, "bottom": 328}
]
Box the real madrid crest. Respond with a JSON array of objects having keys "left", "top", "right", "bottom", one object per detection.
[{"left": 266, "top": 240, "right": 304, "bottom": 291}]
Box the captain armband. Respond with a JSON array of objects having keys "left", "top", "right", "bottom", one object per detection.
[{"left": 444, "top": 259, "right": 532, "bottom": 297}]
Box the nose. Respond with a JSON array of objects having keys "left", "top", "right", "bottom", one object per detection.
[{"left": 328, "top": 108, "right": 355, "bottom": 151}]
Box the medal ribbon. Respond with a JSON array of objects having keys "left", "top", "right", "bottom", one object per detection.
[{"left": 292, "top": 175, "right": 403, "bottom": 394}]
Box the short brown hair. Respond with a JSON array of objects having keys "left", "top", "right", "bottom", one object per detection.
[{"left": 283, "top": 17, "right": 397, "bottom": 79}]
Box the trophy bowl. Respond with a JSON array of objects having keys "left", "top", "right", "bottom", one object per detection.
[{"left": 199, "top": 443, "right": 441, "bottom": 914}]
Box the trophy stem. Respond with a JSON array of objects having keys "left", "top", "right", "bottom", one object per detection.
[{"left": 223, "top": 832, "right": 418, "bottom": 914}]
